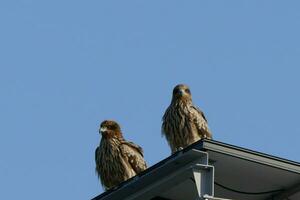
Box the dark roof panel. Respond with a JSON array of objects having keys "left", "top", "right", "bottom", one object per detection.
[{"left": 92, "top": 139, "right": 300, "bottom": 200}]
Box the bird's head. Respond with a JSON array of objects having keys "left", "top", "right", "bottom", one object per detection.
[
  {"left": 172, "top": 84, "right": 192, "bottom": 102},
  {"left": 99, "top": 120, "right": 122, "bottom": 138}
]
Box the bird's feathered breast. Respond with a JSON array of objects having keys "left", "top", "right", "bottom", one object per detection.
[
  {"left": 162, "top": 101, "right": 192, "bottom": 135},
  {"left": 162, "top": 100, "right": 212, "bottom": 152},
  {"left": 95, "top": 137, "right": 147, "bottom": 190},
  {"left": 95, "top": 138, "right": 129, "bottom": 189}
]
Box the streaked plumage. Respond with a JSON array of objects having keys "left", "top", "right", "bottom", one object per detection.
[
  {"left": 162, "top": 84, "right": 212, "bottom": 153},
  {"left": 95, "top": 120, "right": 147, "bottom": 190}
]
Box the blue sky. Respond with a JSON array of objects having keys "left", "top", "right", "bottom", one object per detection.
[{"left": 1, "top": 1, "right": 300, "bottom": 199}]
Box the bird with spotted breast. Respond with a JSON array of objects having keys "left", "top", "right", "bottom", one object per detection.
[
  {"left": 162, "top": 84, "right": 212, "bottom": 153},
  {"left": 95, "top": 120, "right": 147, "bottom": 190}
]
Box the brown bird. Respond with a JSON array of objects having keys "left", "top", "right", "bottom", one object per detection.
[
  {"left": 162, "top": 84, "right": 212, "bottom": 153},
  {"left": 95, "top": 120, "right": 147, "bottom": 190}
]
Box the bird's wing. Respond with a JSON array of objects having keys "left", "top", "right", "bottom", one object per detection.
[
  {"left": 190, "top": 105, "right": 212, "bottom": 139},
  {"left": 120, "top": 141, "right": 147, "bottom": 174},
  {"left": 95, "top": 146, "right": 99, "bottom": 160},
  {"left": 95, "top": 147, "right": 101, "bottom": 174},
  {"left": 161, "top": 106, "right": 171, "bottom": 136}
]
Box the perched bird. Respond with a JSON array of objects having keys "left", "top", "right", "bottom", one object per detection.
[
  {"left": 162, "top": 84, "right": 212, "bottom": 153},
  {"left": 95, "top": 120, "right": 147, "bottom": 190}
]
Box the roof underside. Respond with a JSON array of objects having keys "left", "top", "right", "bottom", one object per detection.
[
  {"left": 92, "top": 140, "right": 300, "bottom": 200},
  {"left": 200, "top": 140, "right": 300, "bottom": 200}
]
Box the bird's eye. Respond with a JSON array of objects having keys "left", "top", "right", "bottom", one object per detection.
[
  {"left": 110, "top": 124, "right": 117, "bottom": 130},
  {"left": 173, "top": 88, "right": 179, "bottom": 94},
  {"left": 185, "top": 89, "right": 190, "bottom": 94},
  {"left": 108, "top": 125, "right": 113, "bottom": 129}
]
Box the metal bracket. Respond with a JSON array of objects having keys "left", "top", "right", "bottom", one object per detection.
[{"left": 192, "top": 164, "right": 214, "bottom": 199}]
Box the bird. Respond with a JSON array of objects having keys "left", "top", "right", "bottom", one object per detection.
[
  {"left": 95, "top": 120, "right": 147, "bottom": 190},
  {"left": 162, "top": 84, "right": 212, "bottom": 153}
]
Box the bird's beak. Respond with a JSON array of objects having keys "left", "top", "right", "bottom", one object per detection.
[
  {"left": 178, "top": 89, "right": 185, "bottom": 96},
  {"left": 99, "top": 127, "right": 107, "bottom": 133}
]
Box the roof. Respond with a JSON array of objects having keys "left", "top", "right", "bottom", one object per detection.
[{"left": 92, "top": 139, "right": 300, "bottom": 200}]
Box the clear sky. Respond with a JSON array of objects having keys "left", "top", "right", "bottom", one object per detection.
[{"left": 1, "top": 1, "right": 300, "bottom": 199}]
